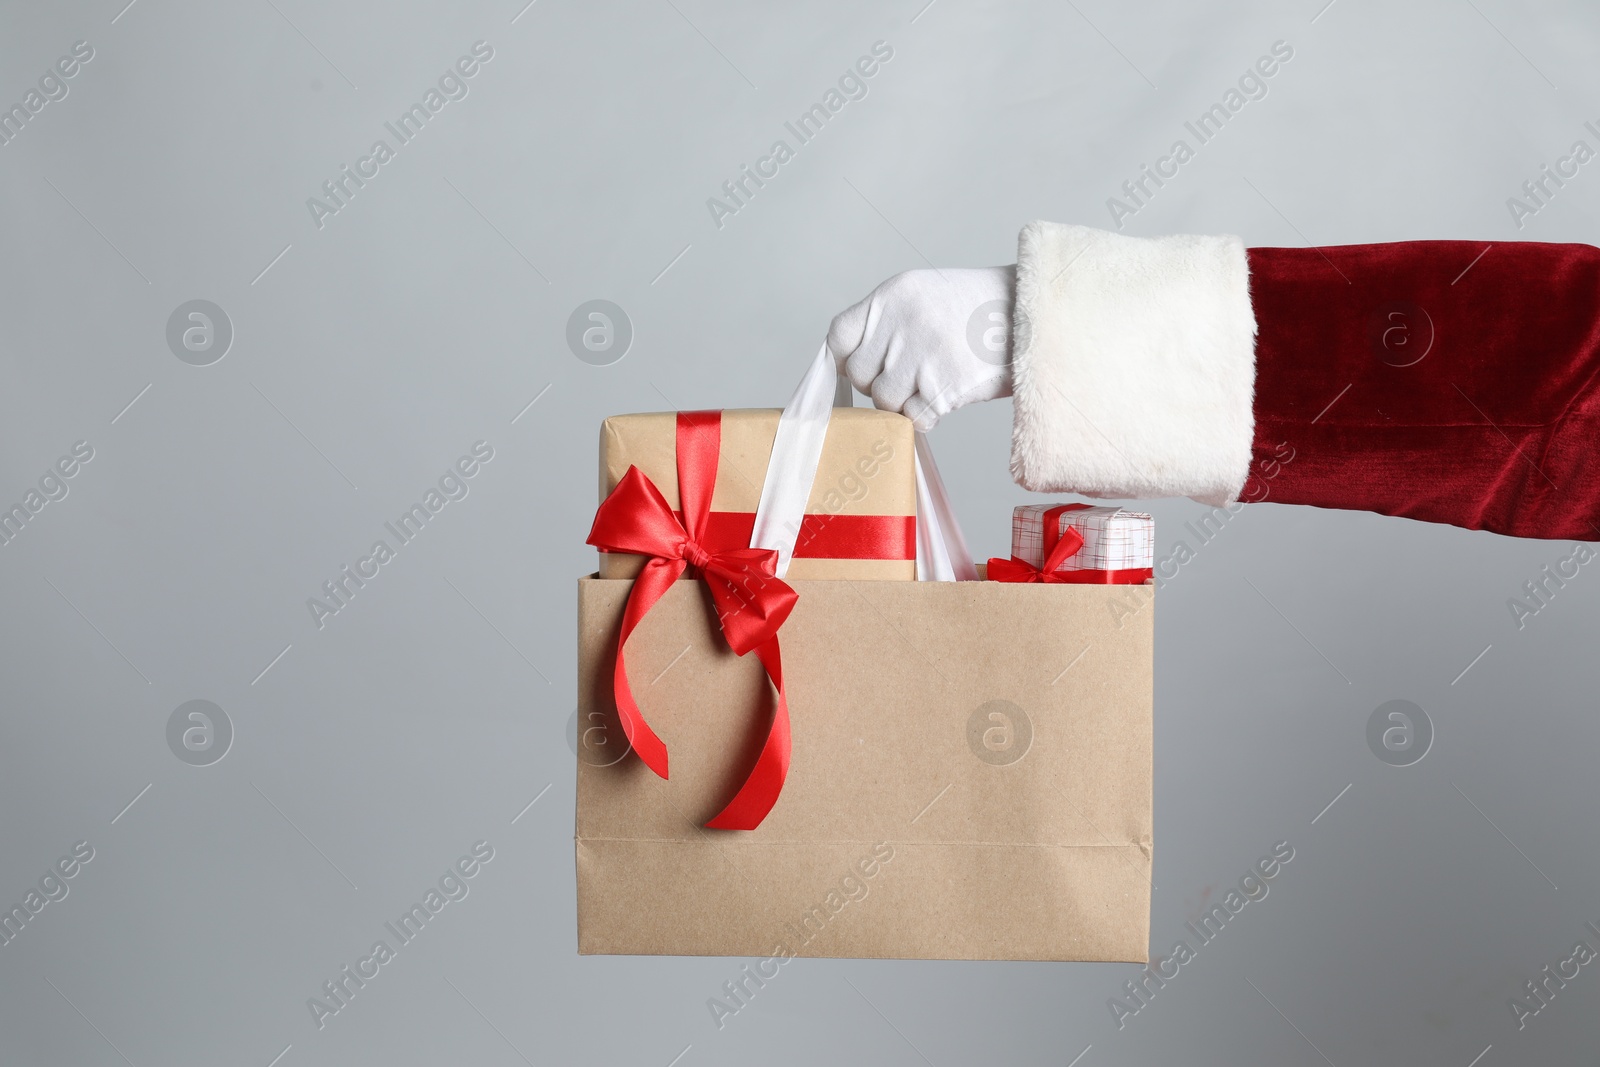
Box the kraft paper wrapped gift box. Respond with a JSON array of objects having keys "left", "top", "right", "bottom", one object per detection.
[
  {"left": 574, "top": 573, "right": 1154, "bottom": 962},
  {"left": 597, "top": 408, "right": 917, "bottom": 581}
]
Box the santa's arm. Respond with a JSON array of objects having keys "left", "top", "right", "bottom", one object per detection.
[{"left": 1011, "top": 222, "right": 1600, "bottom": 540}]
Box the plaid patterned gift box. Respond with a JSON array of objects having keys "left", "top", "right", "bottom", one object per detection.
[{"left": 1011, "top": 504, "right": 1154, "bottom": 574}]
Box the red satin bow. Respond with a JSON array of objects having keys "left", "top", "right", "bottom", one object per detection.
[
  {"left": 586, "top": 411, "right": 797, "bottom": 830},
  {"left": 987, "top": 503, "right": 1154, "bottom": 584}
]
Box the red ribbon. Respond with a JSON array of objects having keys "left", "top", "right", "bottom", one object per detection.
[
  {"left": 987, "top": 503, "right": 1154, "bottom": 584},
  {"left": 586, "top": 411, "right": 797, "bottom": 830},
  {"left": 603, "top": 511, "right": 917, "bottom": 563}
]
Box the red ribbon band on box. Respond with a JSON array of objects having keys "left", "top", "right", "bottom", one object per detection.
[
  {"left": 987, "top": 503, "right": 1155, "bottom": 584},
  {"left": 601, "top": 511, "right": 916, "bottom": 562}
]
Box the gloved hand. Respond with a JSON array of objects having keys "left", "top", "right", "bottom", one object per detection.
[{"left": 826, "top": 266, "right": 1017, "bottom": 432}]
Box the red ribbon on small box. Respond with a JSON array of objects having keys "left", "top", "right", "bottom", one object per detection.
[
  {"left": 585, "top": 411, "right": 797, "bottom": 831},
  {"left": 987, "top": 503, "right": 1154, "bottom": 584}
]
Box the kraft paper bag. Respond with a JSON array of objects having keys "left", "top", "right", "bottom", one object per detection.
[{"left": 574, "top": 573, "right": 1153, "bottom": 962}]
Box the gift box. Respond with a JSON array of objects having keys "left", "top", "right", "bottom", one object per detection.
[
  {"left": 575, "top": 573, "right": 1154, "bottom": 961},
  {"left": 597, "top": 408, "right": 916, "bottom": 581},
  {"left": 994, "top": 503, "right": 1154, "bottom": 582}
]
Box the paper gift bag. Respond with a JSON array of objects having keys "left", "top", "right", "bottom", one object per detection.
[
  {"left": 597, "top": 408, "right": 916, "bottom": 581},
  {"left": 575, "top": 573, "right": 1153, "bottom": 962}
]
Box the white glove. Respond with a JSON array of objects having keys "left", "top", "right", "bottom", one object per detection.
[{"left": 826, "top": 266, "right": 1017, "bottom": 432}]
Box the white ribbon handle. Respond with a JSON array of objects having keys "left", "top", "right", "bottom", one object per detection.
[
  {"left": 751, "top": 343, "right": 977, "bottom": 581},
  {"left": 749, "top": 342, "right": 839, "bottom": 577},
  {"left": 913, "top": 431, "right": 979, "bottom": 581}
]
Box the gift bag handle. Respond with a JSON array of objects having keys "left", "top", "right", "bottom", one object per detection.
[{"left": 751, "top": 343, "right": 977, "bottom": 581}]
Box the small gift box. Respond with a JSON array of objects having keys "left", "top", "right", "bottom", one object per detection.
[{"left": 989, "top": 504, "right": 1153, "bottom": 583}]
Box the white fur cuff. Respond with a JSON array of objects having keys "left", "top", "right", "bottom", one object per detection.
[{"left": 1009, "top": 222, "right": 1257, "bottom": 507}]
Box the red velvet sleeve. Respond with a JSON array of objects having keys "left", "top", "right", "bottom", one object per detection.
[{"left": 1244, "top": 241, "right": 1600, "bottom": 540}]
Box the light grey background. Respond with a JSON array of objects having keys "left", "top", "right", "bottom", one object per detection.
[{"left": 2, "top": 1, "right": 1597, "bottom": 1064}]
